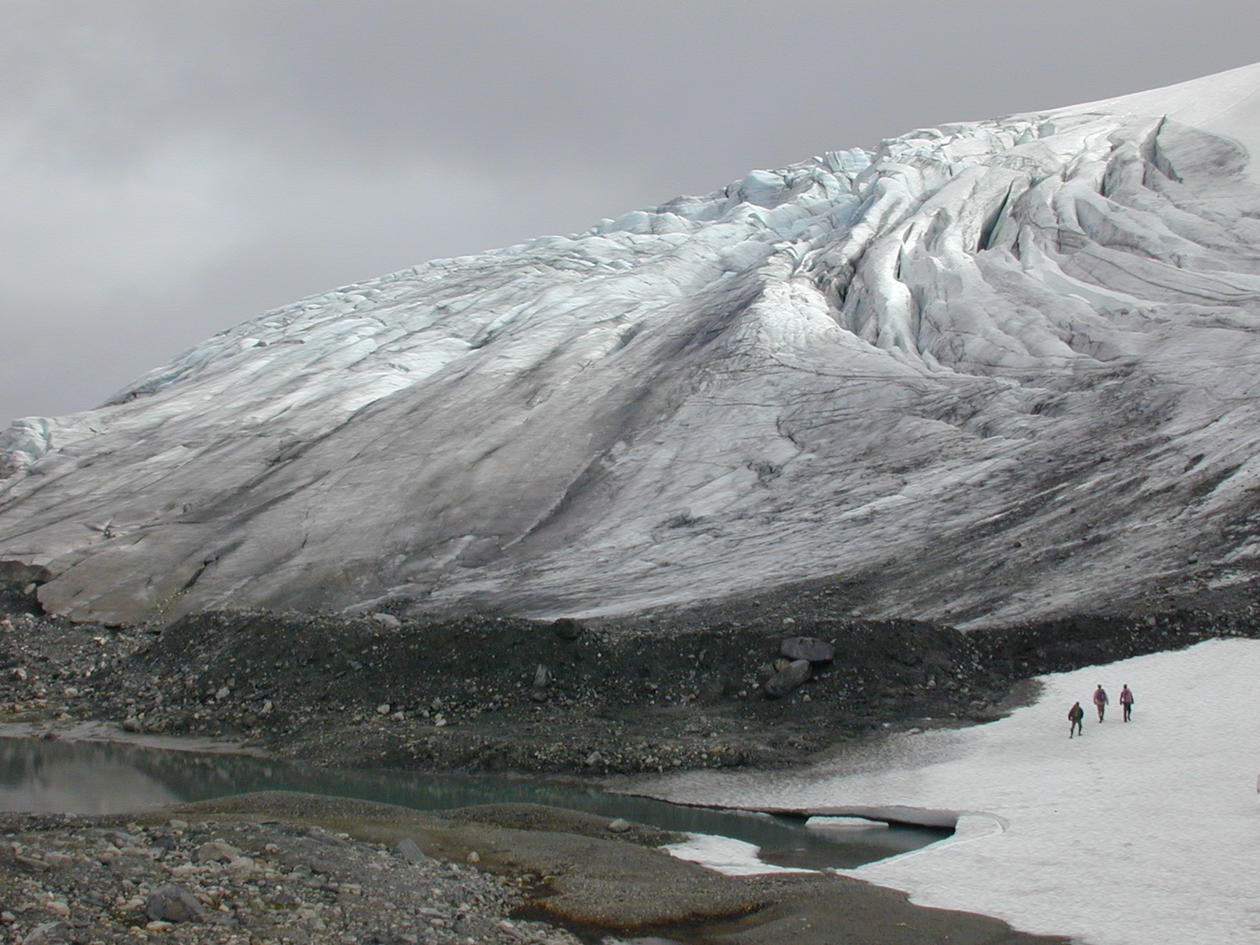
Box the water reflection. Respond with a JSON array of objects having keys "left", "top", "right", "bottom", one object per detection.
[
  {"left": 0, "top": 736, "right": 948, "bottom": 869},
  {"left": 0, "top": 738, "right": 179, "bottom": 814}
]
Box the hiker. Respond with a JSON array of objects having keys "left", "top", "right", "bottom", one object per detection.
[
  {"left": 1069, "top": 701, "right": 1085, "bottom": 738},
  {"left": 1119, "top": 684, "right": 1134, "bottom": 722},
  {"left": 1093, "top": 685, "right": 1108, "bottom": 722}
]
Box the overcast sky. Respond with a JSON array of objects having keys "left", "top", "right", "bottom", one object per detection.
[{"left": 3, "top": 1, "right": 1258, "bottom": 427}]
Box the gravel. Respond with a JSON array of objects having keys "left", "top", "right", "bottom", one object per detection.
[{"left": 0, "top": 807, "right": 581, "bottom": 945}]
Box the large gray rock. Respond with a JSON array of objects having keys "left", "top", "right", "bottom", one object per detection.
[
  {"left": 780, "top": 636, "right": 836, "bottom": 663},
  {"left": 193, "top": 840, "right": 239, "bottom": 863},
  {"left": 394, "top": 837, "right": 431, "bottom": 865},
  {"left": 145, "top": 884, "right": 206, "bottom": 923},
  {"left": 764, "top": 659, "right": 812, "bottom": 698}
]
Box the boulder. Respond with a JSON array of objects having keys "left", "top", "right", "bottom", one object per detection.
[
  {"left": 394, "top": 838, "right": 431, "bottom": 865},
  {"left": 551, "top": 617, "right": 582, "bottom": 640},
  {"left": 193, "top": 840, "right": 239, "bottom": 863},
  {"left": 780, "top": 636, "right": 836, "bottom": 663},
  {"left": 531, "top": 664, "right": 551, "bottom": 701},
  {"left": 144, "top": 884, "right": 206, "bottom": 923},
  {"left": 763, "top": 659, "right": 812, "bottom": 698}
]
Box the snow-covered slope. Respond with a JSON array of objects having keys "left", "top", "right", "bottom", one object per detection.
[
  {"left": 5, "top": 64, "right": 1260, "bottom": 626},
  {"left": 634, "top": 638, "right": 1260, "bottom": 945}
]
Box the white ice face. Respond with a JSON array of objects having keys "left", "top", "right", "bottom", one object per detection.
[{"left": 3, "top": 64, "right": 1260, "bottom": 626}]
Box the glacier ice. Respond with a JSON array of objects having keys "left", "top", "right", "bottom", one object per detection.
[{"left": 4, "top": 63, "right": 1260, "bottom": 626}]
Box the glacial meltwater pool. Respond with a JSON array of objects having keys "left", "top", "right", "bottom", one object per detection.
[{"left": 0, "top": 734, "right": 949, "bottom": 870}]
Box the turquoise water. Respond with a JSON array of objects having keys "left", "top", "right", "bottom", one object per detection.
[{"left": 0, "top": 736, "right": 948, "bottom": 869}]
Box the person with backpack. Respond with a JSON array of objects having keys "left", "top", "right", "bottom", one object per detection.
[
  {"left": 1093, "top": 685, "right": 1108, "bottom": 722},
  {"left": 1119, "top": 684, "right": 1134, "bottom": 722},
  {"left": 1069, "top": 701, "right": 1085, "bottom": 738}
]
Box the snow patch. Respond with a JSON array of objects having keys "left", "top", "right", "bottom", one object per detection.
[
  {"left": 662, "top": 833, "right": 813, "bottom": 876},
  {"left": 637, "top": 639, "right": 1260, "bottom": 945}
]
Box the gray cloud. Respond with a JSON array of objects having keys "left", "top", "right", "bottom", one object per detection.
[{"left": 3, "top": 0, "right": 1258, "bottom": 423}]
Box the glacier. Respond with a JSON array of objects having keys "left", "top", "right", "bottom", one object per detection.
[{"left": 4, "top": 63, "right": 1260, "bottom": 626}]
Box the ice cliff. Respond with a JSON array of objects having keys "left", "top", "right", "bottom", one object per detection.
[{"left": 5, "top": 63, "right": 1260, "bottom": 627}]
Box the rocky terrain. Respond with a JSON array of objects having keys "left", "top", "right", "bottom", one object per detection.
[
  {"left": 3, "top": 575, "right": 1257, "bottom": 944},
  {"left": 0, "top": 791, "right": 1068, "bottom": 945},
  {"left": 11, "top": 589, "right": 1254, "bottom": 945},
  {"left": 2, "top": 574, "right": 1256, "bottom": 776},
  {"left": 0, "top": 800, "right": 581, "bottom": 945}
]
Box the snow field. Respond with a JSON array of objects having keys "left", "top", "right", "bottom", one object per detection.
[{"left": 647, "top": 639, "right": 1260, "bottom": 945}]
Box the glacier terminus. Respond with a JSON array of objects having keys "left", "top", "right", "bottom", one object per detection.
[{"left": 4, "top": 63, "right": 1260, "bottom": 627}]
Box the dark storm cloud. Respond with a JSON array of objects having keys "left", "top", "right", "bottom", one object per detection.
[{"left": 2, "top": 0, "right": 1258, "bottom": 424}]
